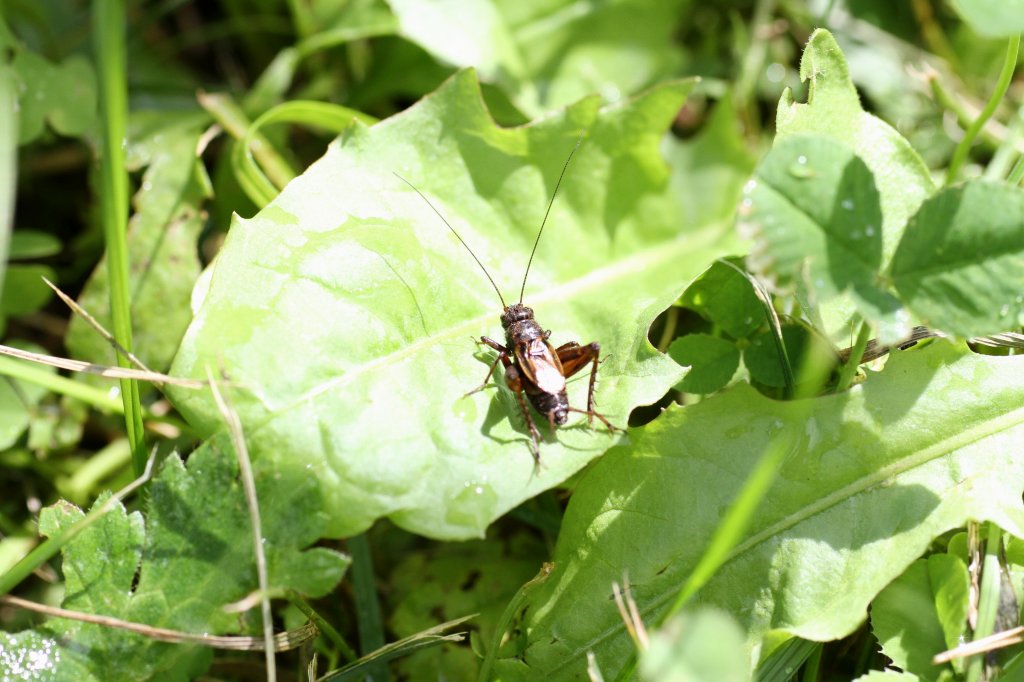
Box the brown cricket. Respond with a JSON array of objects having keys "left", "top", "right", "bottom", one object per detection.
[{"left": 395, "top": 135, "right": 620, "bottom": 464}]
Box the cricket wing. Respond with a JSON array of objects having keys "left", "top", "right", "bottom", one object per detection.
[{"left": 515, "top": 338, "right": 567, "bottom": 394}]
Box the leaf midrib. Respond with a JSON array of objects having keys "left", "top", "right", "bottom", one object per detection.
[{"left": 258, "top": 224, "right": 725, "bottom": 424}]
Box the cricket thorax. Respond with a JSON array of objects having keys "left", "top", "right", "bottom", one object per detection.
[{"left": 501, "top": 304, "right": 543, "bottom": 346}]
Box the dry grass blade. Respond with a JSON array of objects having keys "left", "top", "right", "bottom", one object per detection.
[
  {"left": 317, "top": 614, "right": 475, "bottom": 681},
  {"left": 933, "top": 624, "right": 1024, "bottom": 664},
  {"left": 43, "top": 276, "right": 152, "bottom": 373},
  {"left": 207, "top": 366, "right": 276, "bottom": 680},
  {"left": 0, "top": 343, "right": 208, "bottom": 388},
  {"left": 0, "top": 594, "right": 318, "bottom": 651}
]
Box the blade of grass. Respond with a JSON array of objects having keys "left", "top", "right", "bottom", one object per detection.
[
  {"left": 318, "top": 615, "right": 473, "bottom": 682},
  {"left": 288, "top": 591, "right": 359, "bottom": 664},
  {"left": 93, "top": 0, "right": 146, "bottom": 474},
  {"left": 348, "top": 532, "right": 386, "bottom": 681},
  {"left": 835, "top": 318, "right": 872, "bottom": 391},
  {"left": 946, "top": 35, "right": 1020, "bottom": 184},
  {"left": 232, "top": 101, "right": 378, "bottom": 207},
  {"left": 0, "top": 65, "right": 16, "bottom": 303},
  {"left": 613, "top": 327, "right": 838, "bottom": 681},
  {"left": 966, "top": 523, "right": 1004, "bottom": 682},
  {"left": 755, "top": 637, "right": 821, "bottom": 681}
]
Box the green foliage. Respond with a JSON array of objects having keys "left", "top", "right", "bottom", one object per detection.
[
  {"left": 65, "top": 125, "right": 208, "bottom": 374},
  {"left": 772, "top": 29, "right": 935, "bottom": 344},
  {"left": 951, "top": 0, "right": 1024, "bottom": 38},
  {"left": 872, "top": 554, "right": 969, "bottom": 680},
  {"left": 0, "top": 439, "right": 348, "bottom": 680},
  {"left": 169, "top": 70, "right": 729, "bottom": 540},
  {"left": 3, "top": 4, "right": 1024, "bottom": 681},
  {"left": 891, "top": 181, "right": 1024, "bottom": 337},
  {"left": 388, "top": 0, "right": 688, "bottom": 116},
  {"left": 668, "top": 333, "right": 740, "bottom": 394},
  {"left": 8, "top": 50, "right": 97, "bottom": 144},
  {"left": 640, "top": 608, "right": 750, "bottom": 682},
  {"left": 493, "top": 344, "right": 1024, "bottom": 679}
]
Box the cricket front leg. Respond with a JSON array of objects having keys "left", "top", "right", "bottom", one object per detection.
[{"left": 464, "top": 336, "right": 510, "bottom": 397}]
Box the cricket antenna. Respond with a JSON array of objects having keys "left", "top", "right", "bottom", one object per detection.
[
  {"left": 519, "top": 131, "right": 584, "bottom": 304},
  {"left": 394, "top": 172, "right": 508, "bottom": 309}
]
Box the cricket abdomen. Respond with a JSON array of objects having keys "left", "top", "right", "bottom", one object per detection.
[{"left": 527, "top": 388, "right": 570, "bottom": 426}]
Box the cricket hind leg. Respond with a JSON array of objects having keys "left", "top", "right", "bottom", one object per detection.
[{"left": 556, "top": 341, "right": 621, "bottom": 432}]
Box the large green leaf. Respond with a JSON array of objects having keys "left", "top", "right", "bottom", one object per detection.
[
  {"left": 891, "top": 180, "right": 1024, "bottom": 338},
  {"left": 493, "top": 343, "right": 1024, "bottom": 679},
  {"left": 169, "top": 70, "right": 727, "bottom": 540},
  {"left": 772, "top": 29, "right": 935, "bottom": 343},
  {"left": 0, "top": 437, "right": 348, "bottom": 681},
  {"left": 388, "top": 0, "right": 687, "bottom": 116}
]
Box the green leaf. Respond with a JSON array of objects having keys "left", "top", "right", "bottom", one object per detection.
[
  {"left": 743, "top": 323, "right": 836, "bottom": 389},
  {"left": 743, "top": 134, "right": 906, "bottom": 338},
  {"left": 668, "top": 334, "right": 739, "bottom": 394},
  {"left": 871, "top": 555, "right": 968, "bottom": 681},
  {"left": 664, "top": 95, "right": 757, "bottom": 231},
  {"left": 386, "top": 531, "right": 545, "bottom": 679},
  {"left": 9, "top": 230, "right": 62, "bottom": 259},
  {"left": 0, "top": 436, "right": 348, "bottom": 680},
  {"left": 0, "top": 630, "right": 97, "bottom": 682},
  {"left": 891, "top": 180, "right": 1024, "bottom": 338},
  {"left": 678, "top": 259, "right": 763, "bottom": 340},
  {"left": 388, "top": 0, "right": 686, "bottom": 116},
  {"left": 773, "top": 29, "right": 935, "bottom": 343},
  {"left": 950, "top": 0, "right": 1024, "bottom": 38},
  {"left": 0, "top": 344, "right": 53, "bottom": 449},
  {"left": 492, "top": 343, "right": 1024, "bottom": 680},
  {"left": 11, "top": 50, "right": 97, "bottom": 144},
  {"left": 169, "top": 70, "right": 728, "bottom": 540},
  {"left": 65, "top": 124, "right": 207, "bottom": 374},
  {"left": 1, "top": 263, "right": 55, "bottom": 316},
  {"left": 640, "top": 608, "right": 750, "bottom": 682}
]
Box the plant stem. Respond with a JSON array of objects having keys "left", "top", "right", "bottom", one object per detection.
[
  {"left": 835, "top": 319, "right": 871, "bottom": 391},
  {"left": 349, "top": 533, "right": 386, "bottom": 681},
  {"left": 0, "top": 65, "right": 16, "bottom": 303},
  {"left": 966, "top": 523, "right": 1003, "bottom": 682},
  {"left": 946, "top": 35, "right": 1020, "bottom": 185},
  {"left": 93, "top": 0, "right": 146, "bottom": 474},
  {"left": 288, "top": 592, "right": 359, "bottom": 663}
]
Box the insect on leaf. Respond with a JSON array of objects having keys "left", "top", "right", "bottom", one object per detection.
[{"left": 168, "top": 70, "right": 731, "bottom": 540}]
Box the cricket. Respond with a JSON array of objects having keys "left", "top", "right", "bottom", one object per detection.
[{"left": 395, "top": 135, "right": 621, "bottom": 464}]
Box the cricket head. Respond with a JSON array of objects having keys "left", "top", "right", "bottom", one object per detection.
[{"left": 501, "top": 303, "right": 535, "bottom": 329}]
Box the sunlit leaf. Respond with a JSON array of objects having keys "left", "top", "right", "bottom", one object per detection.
[
  {"left": 871, "top": 555, "right": 968, "bottom": 681},
  {"left": 773, "top": 29, "right": 934, "bottom": 343},
  {"left": 891, "top": 180, "right": 1024, "bottom": 337},
  {"left": 950, "top": 0, "right": 1024, "bottom": 38},
  {"left": 169, "top": 70, "right": 728, "bottom": 540},
  {"left": 388, "top": 0, "right": 687, "bottom": 116},
  {"left": 493, "top": 344, "right": 1024, "bottom": 679}
]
